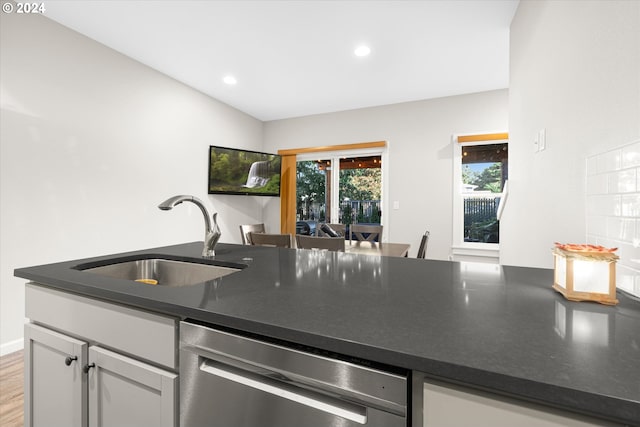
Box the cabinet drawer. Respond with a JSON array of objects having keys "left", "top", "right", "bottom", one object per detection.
[{"left": 26, "top": 283, "right": 177, "bottom": 369}]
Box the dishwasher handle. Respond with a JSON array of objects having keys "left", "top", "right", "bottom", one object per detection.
[{"left": 200, "top": 358, "right": 368, "bottom": 424}]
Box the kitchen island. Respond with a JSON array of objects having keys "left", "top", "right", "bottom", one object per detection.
[{"left": 15, "top": 242, "right": 640, "bottom": 426}]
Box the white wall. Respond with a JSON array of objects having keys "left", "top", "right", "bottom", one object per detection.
[
  {"left": 0, "top": 12, "right": 267, "bottom": 354},
  {"left": 503, "top": 0, "right": 640, "bottom": 268},
  {"left": 263, "top": 90, "right": 509, "bottom": 259}
]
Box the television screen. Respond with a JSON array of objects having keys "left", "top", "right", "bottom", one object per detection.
[{"left": 208, "top": 146, "right": 282, "bottom": 196}]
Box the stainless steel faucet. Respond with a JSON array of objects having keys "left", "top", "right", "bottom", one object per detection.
[{"left": 158, "top": 195, "right": 221, "bottom": 257}]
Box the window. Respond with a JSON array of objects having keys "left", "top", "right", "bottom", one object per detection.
[
  {"left": 296, "top": 151, "right": 384, "bottom": 231},
  {"left": 452, "top": 133, "right": 508, "bottom": 261}
]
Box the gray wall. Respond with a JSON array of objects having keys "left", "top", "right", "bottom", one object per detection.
[
  {"left": 263, "top": 90, "right": 510, "bottom": 259},
  {"left": 503, "top": 0, "right": 640, "bottom": 268},
  {"left": 0, "top": 12, "right": 267, "bottom": 354}
]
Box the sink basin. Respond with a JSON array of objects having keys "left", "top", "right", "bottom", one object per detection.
[{"left": 78, "top": 258, "right": 242, "bottom": 287}]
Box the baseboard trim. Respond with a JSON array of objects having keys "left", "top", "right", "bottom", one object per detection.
[{"left": 1, "top": 338, "right": 24, "bottom": 356}]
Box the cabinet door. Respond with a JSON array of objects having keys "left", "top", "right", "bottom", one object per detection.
[
  {"left": 88, "top": 346, "right": 177, "bottom": 427},
  {"left": 24, "top": 323, "right": 88, "bottom": 427}
]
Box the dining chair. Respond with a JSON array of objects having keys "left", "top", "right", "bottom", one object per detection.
[
  {"left": 417, "top": 230, "right": 430, "bottom": 259},
  {"left": 349, "top": 224, "right": 383, "bottom": 242},
  {"left": 316, "top": 223, "right": 347, "bottom": 237},
  {"left": 296, "top": 235, "right": 345, "bottom": 252},
  {"left": 249, "top": 232, "right": 292, "bottom": 248},
  {"left": 239, "top": 224, "right": 265, "bottom": 245}
]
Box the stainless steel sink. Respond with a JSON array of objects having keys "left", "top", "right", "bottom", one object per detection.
[{"left": 78, "top": 258, "right": 242, "bottom": 287}]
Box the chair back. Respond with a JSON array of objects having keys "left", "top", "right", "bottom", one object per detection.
[
  {"left": 317, "top": 223, "right": 346, "bottom": 237},
  {"left": 249, "top": 232, "right": 292, "bottom": 248},
  {"left": 417, "top": 230, "right": 430, "bottom": 259},
  {"left": 349, "top": 224, "right": 383, "bottom": 242},
  {"left": 240, "top": 224, "right": 265, "bottom": 245},
  {"left": 296, "top": 235, "right": 345, "bottom": 252}
]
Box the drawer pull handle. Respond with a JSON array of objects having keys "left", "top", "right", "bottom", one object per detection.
[
  {"left": 64, "top": 356, "right": 77, "bottom": 366},
  {"left": 83, "top": 363, "right": 95, "bottom": 374},
  {"left": 200, "top": 359, "right": 367, "bottom": 424}
]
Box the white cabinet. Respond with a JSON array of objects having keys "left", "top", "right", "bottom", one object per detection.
[
  {"left": 24, "top": 283, "right": 178, "bottom": 427},
  {"left": 88, "top": 346, "right": 177, "bottom": 427},
  {"left": 422, "top": 380, "right": 621, "bottom": 427},
  {"left": 24, "top": 323, "right": 88, "bottom": 427}
]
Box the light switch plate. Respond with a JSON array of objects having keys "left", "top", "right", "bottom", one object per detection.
[{"left": 539, "top": 128, "right": 547, "bottom": 151}]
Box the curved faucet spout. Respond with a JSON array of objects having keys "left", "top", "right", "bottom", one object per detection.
[{"left": 158, "top": 195, "right": 221, "bottom": 257}]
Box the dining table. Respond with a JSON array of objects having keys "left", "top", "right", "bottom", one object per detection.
[{"left": 344, "top": 241, "right": 410, "bottom": 257}]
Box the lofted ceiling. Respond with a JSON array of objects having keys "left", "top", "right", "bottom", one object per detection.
[{"left": 42, "top": 0, "right": 519, "bottom": 121}]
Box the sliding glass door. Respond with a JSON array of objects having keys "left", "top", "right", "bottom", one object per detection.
[
  {"left": 338, "top": 156, "right": 382, "bottom": 226},
  {"left": 296, "top": 159, "right": 333, "bottom": 224},
  {"left": 296, "top": 152, "right": 383, "bottom": 233}
]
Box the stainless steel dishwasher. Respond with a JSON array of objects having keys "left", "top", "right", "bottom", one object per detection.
[{"left": 180, "top": 321, "right": 407, "bottom": 427}]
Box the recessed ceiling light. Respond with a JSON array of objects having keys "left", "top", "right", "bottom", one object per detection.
[
  {"left": 223, "top": 75, "right": 237, "bottom": 85},
  {"left": 354, "top": 45, "right": 371, "bottom": 57}
]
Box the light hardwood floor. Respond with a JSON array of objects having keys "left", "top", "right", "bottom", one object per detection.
[{"left": 0, "top": 350, "right": 24, "bottom": 427}]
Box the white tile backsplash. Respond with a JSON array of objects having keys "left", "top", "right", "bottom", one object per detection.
[
  {"left": 596, "top": 148, "right": 622, "bottom": 173},
  {"left": 586, "top": 194, "right": 621, "bottom": 216},
  {"left": 617, "top": 265, "right": 640, "bottom": 296},
  {"left": 622, "top": 141, "right": 640, "bottom": 168},
  {"left": 586, "top": 215, "right": 607, "bottom": 237},
  {"left": 610, "top": 169, "right": 637, "bottom": 193},
  {"left": 606, "top": 217, "right": 636, "bottom": 241},
  {"left": 587, "top": 173, "right": 608, "bottom": 195},
  {"left": 587, "top": 139, "right": 640, "bottom": 299},
  {"left": 621, "top": 194, "right": 640, "bottom": 216}
]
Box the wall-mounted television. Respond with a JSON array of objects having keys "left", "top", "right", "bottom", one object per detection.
[{"left": 208, "top": 146, "right": 282, "bottom": 196}]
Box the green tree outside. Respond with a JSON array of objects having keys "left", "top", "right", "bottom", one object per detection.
[
  {"left": 462, "top": 163, "right": 502, "bottom": 193},
  {"left": 339, "top": 169, "right": 381, "bottom": 200},
  {"left": 296, "top": 161, "right": 382, "bottom": 223}
]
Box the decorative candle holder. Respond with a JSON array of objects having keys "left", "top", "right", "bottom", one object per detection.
[{"left": 552, "top": 243, "right": 619, "bottom": 306}]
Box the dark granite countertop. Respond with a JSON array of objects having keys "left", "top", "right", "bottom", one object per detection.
[{"left": 15, "top": 242, "right": 640, "bottom": 425}]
